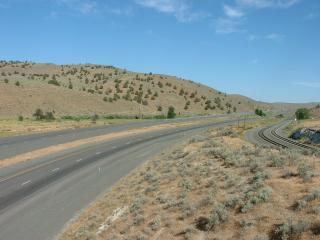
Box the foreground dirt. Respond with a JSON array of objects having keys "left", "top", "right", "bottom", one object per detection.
[{"left": 59, "top": 127, "right": 320, "bottom": 240}]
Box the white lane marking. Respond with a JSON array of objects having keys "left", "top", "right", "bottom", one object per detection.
[
  {"left": 149, "top": 135, "right": 153, "bottom": 138},
  {"left": 21, "top": 180, "right": 31, "bottom": 186},
  {"left": 98, "top": 167, "right": 101, "bottom": 173},
  {"left": 138, "top": 138, "right": 143, "bottom": 141},
  {"left": 51, "top": 168, "right": 60, "bottom": 172},
  {"left": 96, "top": 152, "right": 101, "bottom": 155},
  {"left": 76, "top": 158, "right": 83, "bottom": 162},
  {"left": 159, "top": 133, "right": 163, "bottom": 136},
  {"left": 112, "top": 146, "right": 117, "bottom": 149},
  {"left": 126, "top": 142, "right": 131, "bottom": 145}
]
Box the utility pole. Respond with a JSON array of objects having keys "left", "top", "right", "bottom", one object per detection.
[{"left": 139, "top": 95, "right": 142, "bottom": 119}]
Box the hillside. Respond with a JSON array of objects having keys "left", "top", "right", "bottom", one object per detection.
[
  {"left": 311, "top": 105, "right": 320, "bottom": 118},
  {"left": 0, "top": 60, "right": 268, "bottom": 118}
]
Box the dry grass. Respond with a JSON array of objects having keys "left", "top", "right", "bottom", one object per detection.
[
  {"left": 289, "top": 119, "right": 320, "bottom": 131},
  {"left": 0, "top": 118, "right": 143, "bottom": 138},
  {"left": 0, "top": 120, "right": 211, "bottom": 168},
  {"left": 0, "top": 61, "right": 270, "bottom": 118},
  {"left": 59, "top": 126, "right": 320, "bottom": 240}
]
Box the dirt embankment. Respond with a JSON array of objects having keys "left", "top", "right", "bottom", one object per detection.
[{"left": 59, "top": 126, "right": 320, "bottom": 240}]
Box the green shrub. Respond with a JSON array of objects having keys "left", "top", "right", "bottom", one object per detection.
[
  {"left": 91, "top": 114, "right": 99, "bottom": 122},
  {"left": 33, "top": 108, "right": 45, "bottom": 120},
  {"left": 18, "top": 115, "right": 24, "bottom": 121},
  {"left": 45, "top": 112, "right": 55, "bottom": 120},
  {"left": 167, "top": 106, "right": 176, "bottom": 119},
  {"left": 295, "top": 108, "right": 310, "bottom": 120},
  {"left": 255, "top": 108, "right": 266, "bottom": 117},
  {"left": 48, "top": 79, "right": 60, "bottom": 86}
]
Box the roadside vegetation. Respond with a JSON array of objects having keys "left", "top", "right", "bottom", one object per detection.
[
  {"left": 255, "top": 108, "right": 266, "bottom": 117},
  {"left": 59, "top": 125, "right": 320, "bottom": 240},
  {"left": 0, "top": 116, "right": 146, "bottom": 138},
  {"left": 295, "top": 108, "right": 310, "bottom": 120}
]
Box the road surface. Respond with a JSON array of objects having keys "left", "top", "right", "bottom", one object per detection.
[{"left": 0, "top": 117, "right": 243, "bottom": 240}]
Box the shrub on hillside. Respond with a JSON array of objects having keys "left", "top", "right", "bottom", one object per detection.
[
  {"left": 48, "top": 79, "right": 60, "bottom": 86},
  {"left": 255, "top": 109, "right": 266, "bottom": 117},
  {"left": 295, "top": 108, "right": 310, "bottom": 120},
  {"left": 167, "top": 106, "right": 176, "bottom": 119},
  {"left": 33, "top": 109, "right": 55, "bottom": 120},
  {"left": 45, "top": 112, "right": 55, "bottom": 120},
  {"left": 33, "top": 108, "right": 45, "bottom": 120}
]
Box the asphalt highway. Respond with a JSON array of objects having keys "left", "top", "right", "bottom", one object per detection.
[{"left": 0, "top": 117, "right": 243, "bottom": 240}]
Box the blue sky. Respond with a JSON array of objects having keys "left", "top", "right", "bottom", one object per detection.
[{"left": 0, "top": 0, "right": 319, "bottom": 103}]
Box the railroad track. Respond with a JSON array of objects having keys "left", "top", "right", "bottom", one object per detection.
[{"left": 258, "top": 121, "right": 316, "bottom": 150}]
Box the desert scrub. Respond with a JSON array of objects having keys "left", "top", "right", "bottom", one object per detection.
[
  {"left": 311, "top": 205, "right": 320, "bottom": 214},
  {"left": 253, "top": 233, "right": 269, "bottom": 240},
  {"left": 269, "top": 154, "right": 285, "bottom": 168},
  {"left": 241, "top": 187, "right": 273, "bottom": 213},
  {"left": 206, "top": 203, "right": 229, "bottom": 230},
  {"left": 293, "top": 189, "right": 320, "bottom": 211},
  {"left": 272, "top": 219, "right": 311, "bottom": 240},
  {"left": 301, "top": 188, "right": 320, "bottom": 202},
  {"left": 215, "top": 127, "right": 237, "bottom": 137},
  {"left": 130, "top": 196, "right": 147, "bottom": 215},
  {"left": 297, "top": 163, "right": 316, "bottom": 181},
  {"left": 149, "top": 215, "right": 161, "bottom": 231}
]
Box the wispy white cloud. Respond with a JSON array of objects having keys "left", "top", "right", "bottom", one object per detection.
[
  {"left": 266, "top": 33, "right": 285, "bottom": 41},
  {"left": 58, "top": 0, "right": 97, "bottom": 14},
  {"left": 214, "top": 17, "right": 245, "bottom": 34},
  {"left": 109, "top": 6, "right": 134, "bottom": 16},
  {"left": 247, "top": 33, "right": 285, "bottom": 41},
  {"left": 294, "top": 81, "right": 320, "bottom": 88},
  {"left": 223, "top": 5, "right": 245, "bottom": 18},
  {"left": 236, "top": 0, "right": 300, "bottom": 9},
  {"left": 135, "top": 0, "right": 208, "bottom": 23},
  {"left": 215, "top": 0, "right": 300, "bottom": 34}
]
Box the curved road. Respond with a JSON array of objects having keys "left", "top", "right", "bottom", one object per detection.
[{"left": 0, "top": 116, "right": 244, "bottom": 240}]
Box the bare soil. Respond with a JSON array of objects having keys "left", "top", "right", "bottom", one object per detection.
[{"left": 59, "top": 125, "right": 320, "bottom": 240}]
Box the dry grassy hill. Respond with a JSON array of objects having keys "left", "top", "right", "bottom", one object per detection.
[
  {"left": 0, "top": 60, "right": 268, "bottom": 118},
  {"left": 311, "top": 105, "right": 320, "bottom": 118}
]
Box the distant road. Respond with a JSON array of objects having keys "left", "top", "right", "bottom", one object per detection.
[{"left": 0, "top": 116, "right": 246, "bottom": 240}]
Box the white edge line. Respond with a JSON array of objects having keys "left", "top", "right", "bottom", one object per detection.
[{"left": 21, "top": 180, "right": 31, "bottom": 186}]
